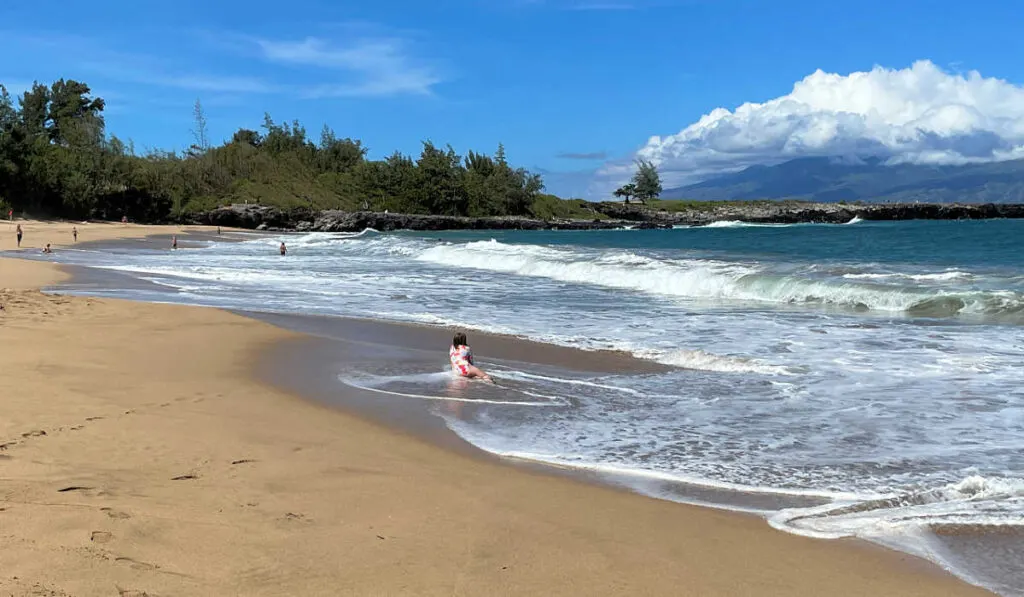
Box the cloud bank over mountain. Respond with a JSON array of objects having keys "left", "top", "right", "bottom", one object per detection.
[{"left": 592, "top": 60, "right": 1024, "bottom": 195}]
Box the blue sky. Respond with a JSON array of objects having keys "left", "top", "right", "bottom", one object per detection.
[{"left": 3, "top": 0, "right": 1024, "bottom": 198}]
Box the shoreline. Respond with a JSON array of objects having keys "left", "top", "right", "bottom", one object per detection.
[{"left": 0, "top": 222, "right": 998, "bottom": 595}]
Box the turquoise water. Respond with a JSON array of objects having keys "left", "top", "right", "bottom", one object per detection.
[
  {"left": 436, "top": 219, "right": 1024, "bottom": 268},
  {"left": 21, "top": 218, "right": 1024, "bottom": 595}
]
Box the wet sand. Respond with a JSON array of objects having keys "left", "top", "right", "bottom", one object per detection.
[{"left": 0, "top": 222, "right": 995, "bottom": 596}]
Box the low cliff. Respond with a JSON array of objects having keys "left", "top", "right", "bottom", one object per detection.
[{"left": 192, "top": 201, "right": 1024, "bottom": 232}]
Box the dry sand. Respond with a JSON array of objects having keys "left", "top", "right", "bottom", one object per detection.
[{"left": 0, "top": 221, "right": 994, "bottom": 596}]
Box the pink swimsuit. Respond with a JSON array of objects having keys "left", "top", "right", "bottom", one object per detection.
[{"left": 450, "top": 345, "right": 473, "bottom": 376}]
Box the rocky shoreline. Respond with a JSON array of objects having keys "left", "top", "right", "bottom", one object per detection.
[{"left": 194, "top": 201, "right": 1024, "bottom": 232}]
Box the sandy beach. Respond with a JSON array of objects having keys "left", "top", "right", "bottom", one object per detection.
[{"left": 0, "top": 221, "right": 994, "bottom": 596}]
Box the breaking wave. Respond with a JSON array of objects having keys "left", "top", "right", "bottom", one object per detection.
[{"left": 412, "top": 239, "right": 1023, "bottom": 318}]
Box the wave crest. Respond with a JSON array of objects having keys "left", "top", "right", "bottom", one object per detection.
[{"left": 412, "top": 239, "right": 1023, "bottom": 318}]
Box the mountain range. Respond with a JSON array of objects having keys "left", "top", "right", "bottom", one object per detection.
[{"left": 662, "top": 157, "right": 1024, "bottom": 203}]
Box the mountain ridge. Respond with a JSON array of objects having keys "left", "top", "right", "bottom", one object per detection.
[{"left": 663, "top": 156, "right": 1024, "bottom": 203}]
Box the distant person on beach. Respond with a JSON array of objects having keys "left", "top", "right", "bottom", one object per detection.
[
  {"left": 16, "top": 224, "right": 22, "bottom": 247},
  {"left": 449, "top": 332, "right": 492, "bottom": 382},
  {"left": 72, "top": 226, "right": 78, "bottom": 242},
  {"left": 42, "top": 243, "right": 52, "bottom": 254},
  {"left": 279, "top": 242, "right": 287, "bottom": 256},
  {"left": 171, "top": 235, "right": 178, "bottom": 250},
  {"left": 121, "top": 215, "right": 128, "bottom": 225}
]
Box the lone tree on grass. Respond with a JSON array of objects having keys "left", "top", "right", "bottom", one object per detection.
[{"left": 631, "top": 159, "right": 662, "bottom": 204}]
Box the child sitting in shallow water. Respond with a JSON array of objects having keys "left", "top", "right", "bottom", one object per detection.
[{"left": 449, "top": 332, "right": 492, "bottom": 383}]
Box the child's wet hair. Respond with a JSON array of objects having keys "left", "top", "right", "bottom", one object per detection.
[{"left": 452, "top": 332, "right": 468, "bottom": 347}]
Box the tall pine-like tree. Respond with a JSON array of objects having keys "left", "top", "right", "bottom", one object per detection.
[{"left": 631, "top": 160, "right": 662, "bottom": 204}]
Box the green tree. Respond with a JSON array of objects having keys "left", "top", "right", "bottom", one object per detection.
[
  {"left": 47, "top": 79, "right": 105, "bottom": 149},
  {"left": 613, "top": 182, "right": 636, "bottom": 204},
  {"left": 631, "top": 159, "right": 662, "bottom": 204},
  {"left": 317, "top": 125, "right": 367, "bottom": 173},
  {"left": 416, "top": 141, "right": 466, "bottom": 215},
  {"left": 230, "top": 128, "right": 261, "bottom": 147}
]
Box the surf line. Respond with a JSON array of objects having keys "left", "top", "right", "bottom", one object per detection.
[{"left": 338, "top": 378, "right": 567, "bottom": 407}]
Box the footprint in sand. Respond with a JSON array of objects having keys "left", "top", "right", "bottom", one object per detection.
[
  {"left": 116, "top": 587, "right": 151, "bottom": 597},
  {"left": 115, "top": 556, "right": 158, "bottom": 572},
  {"left": 282, "top": 512, "right": 310, "bottom": 523},
  {"left": 101, "top": 507, "right": 131, "bottom": 520},
  {"left": 90, "top": 530, "right": 113, "bottom": 544},
  {"left": 21, "top": 430, "right": 47, "bottom": 438}
]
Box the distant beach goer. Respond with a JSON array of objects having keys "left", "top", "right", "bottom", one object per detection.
[
  {"left": 72, "top": 226, "right": 78, "bottom": 242},
  {"left": 16, "top": 224, "right": 22, "bottom": 247},
  {"left": 217, "top": 226, "right": 221, "bottom": 235},
  {"left": 42, "top": 243, "right": 52, "bottom": 254},
  {"left": 449, "top": 332, "right": 493, "bottom": 382},
  {"left": 121, "top": 215, "right": 128, "bottom": 226},
  {"left": 279, "top": 242, "right": 287, "bottom": 256},
  {"left": 171, "top": 235, "right": 178, "bottom": 250}
]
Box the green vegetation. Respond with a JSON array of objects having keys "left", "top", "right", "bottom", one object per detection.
[
  {"left": 612, "top": 183, "right": 636, "bottom": 204},
  {"left": 0, "top": 79, "right": 577, "bottom": 222},
  {"left": 632, "top": 160, "right": 662, "bottom": 203},
  {"left": 530, "top": 194, "right": 607, "bottom": 220},
  {"left": 614, "top": 160, "right": 662, "bottom": 204}
]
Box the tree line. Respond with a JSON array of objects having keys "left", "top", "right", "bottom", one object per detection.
[{"left": 0, "top": 79, "right": 552, "bottom": 222}]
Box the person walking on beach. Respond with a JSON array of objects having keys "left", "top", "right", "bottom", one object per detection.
[
  {"left": 279, "top": 242, "right": 287, "bottom": 256},
  {"left": 171, "top": 235, "right": 178, "bottom": 250},
  {"left": 16, "top": 224, "right": 22, "bottom": 247},
  {"left": 450, "top": 332, "right": 493, "bottom": 382},
  {"left": 72, "top": 226, "right": 78, "bottom": 242}
]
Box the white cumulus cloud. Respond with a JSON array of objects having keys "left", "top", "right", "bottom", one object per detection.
[{"left": 600, "top": 60, "right": 1024, "bottom": 193}]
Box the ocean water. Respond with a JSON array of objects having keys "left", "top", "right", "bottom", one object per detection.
[{"left": 23, "top": 219, "right": 1024, "bottom": 594}]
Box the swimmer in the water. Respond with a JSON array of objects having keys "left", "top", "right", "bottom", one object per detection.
[
  {"left": 449, "top": 332, "right": 492, "bottom": 383},
  {"left": 279, "top": 242, "right": 287, "bottom": 255}
]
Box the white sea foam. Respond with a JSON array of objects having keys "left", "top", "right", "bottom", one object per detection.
[
  {"left": 651, "top": 348, "right": 796, "bottom": 375},
  {"left": 771, "top": 475, "right": 1024, "bottom": 539},
  {"left": 844, "top": 270, "right": 973, "bottom": 282},
  {"left": 338, "top": 375, "right": 567, "bottom": 406},
  {"left": 413, "top": 239, "right": 1023, "bottom": 316},
  {"left": 704, "top": 220, "right": 793, "bottom": 228}
]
